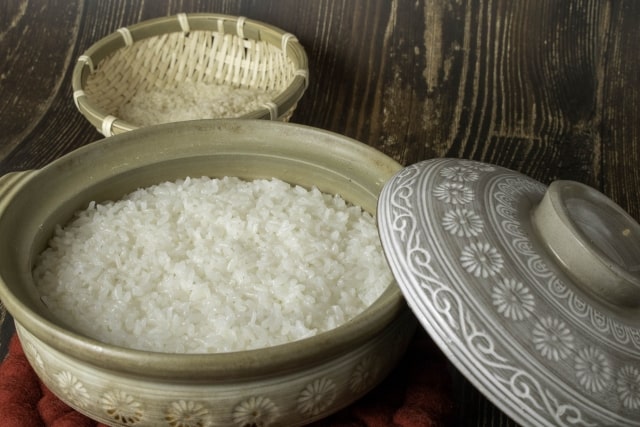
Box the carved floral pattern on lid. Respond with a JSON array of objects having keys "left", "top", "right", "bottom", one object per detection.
[
  {"left": 377, "top": 158, "right": 640, "bottom": 426},
  {"left": 617, "top": 366, "right": 640, "bottom": 410},
  {"left": 491, "top": 278, "right": 535, "bottom": 321},
  {"left": 532, "top": 317, "right": 574, "bottom": 361},
  {"left": 574, "top": 346, "right": 613, "bottom": 393},
  {"left": 442, "top": 208, "right": 484, "bottom": 238},
  {"left": 432, "top": 182, "right": 474, "bottom": 205},
  {"left": 459, "top": 242, "right": 504, "bottom": 278}
]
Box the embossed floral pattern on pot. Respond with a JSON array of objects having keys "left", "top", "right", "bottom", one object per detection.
[
  {"left": 24, "top": 341, "right": 44, "bottom": 370},
  {"left": 349, "top": 356, "right": 379, "bottom": 394},
  {"left": 164, "top": 400, "right": 210, "bottom": 427},
  {"left": 100, "top": 390, "right": 144, "bottom": 425},
  {"left": 55, "top": 371, "right": 91, "bottom": 408},
  {"left": 297, "top": 377, "right": 337, "bottom": 417},
  {"left": 232, "top": 396, "right": 279, "bottom": 427}
]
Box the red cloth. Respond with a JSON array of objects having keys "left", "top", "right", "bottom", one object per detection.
[{"left": 0, "top": 330, "right": 452, "bottom": 426}]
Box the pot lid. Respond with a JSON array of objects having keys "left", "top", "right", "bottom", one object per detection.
[{"left": 377, "top": 158, "right": 640, "bottom": 427}]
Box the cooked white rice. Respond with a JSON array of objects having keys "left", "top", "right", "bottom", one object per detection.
[
  {"left": 117, "top": 82, "right": 279, "bottom": 126},
  {"left": 33, "top": 177, "right": 391, "bottom": 353}
]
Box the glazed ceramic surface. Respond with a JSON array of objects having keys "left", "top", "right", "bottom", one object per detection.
[
  {"left": 0, "top": 120, "right": 414, "bottom": 427},
  {"left": 377, "top": 158, "right": 640, "bottom": 427}
]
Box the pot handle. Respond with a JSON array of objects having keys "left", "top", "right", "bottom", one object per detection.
[
  {"left": 0, "top": 170, "right": 37, "bottom": 207},
  {"left": 532, "top": 180, "right": 640, "bottom": 307}
]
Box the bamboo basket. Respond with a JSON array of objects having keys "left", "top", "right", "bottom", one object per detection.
[{"left": 72, "top": 13, "right": 308, "bottom": 136}]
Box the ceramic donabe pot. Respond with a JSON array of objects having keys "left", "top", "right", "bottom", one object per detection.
[{"left": 0, "top": 120, "right": 416, "bottom": 427}]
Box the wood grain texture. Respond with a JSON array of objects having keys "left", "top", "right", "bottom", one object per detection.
[
  {"left": 600, "top": 1, "right": 640, "bottom": 221},
  {"left": 0, "top": 0, "right": 81, "bottom": 159},
  {"left": 2, "top": 0, "right": 639, "bottom": 217},
  {"left": 0, "top": 1, "right": 639, "bottom": 425}
]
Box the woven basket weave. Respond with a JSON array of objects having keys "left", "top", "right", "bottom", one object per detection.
[{"left": 72, "top": 13, "right": 308, "bottom": 136}]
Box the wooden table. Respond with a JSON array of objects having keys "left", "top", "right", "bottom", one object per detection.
[{"left": 1, "top": 1, "right": 639, "bottom": 425}]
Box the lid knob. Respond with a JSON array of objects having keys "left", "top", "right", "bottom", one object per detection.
[{"left": 532, "top": 180, "right": 640, "bottom": 307}]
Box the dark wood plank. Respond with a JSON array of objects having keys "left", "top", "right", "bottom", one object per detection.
[
  {"left": 2, "top": 1, "right": 639, "bottom": 210},
  {"left": 0, "top": 0, "right": 82, "bottom": 159},
  {"left": 600, "top": 1, "right": 640, "bottom": 219},
  {"left": 1, "top": 0, "right": 639, "bottom": 425}
]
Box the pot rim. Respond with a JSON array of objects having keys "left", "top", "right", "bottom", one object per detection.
[{"left": 0, "top": 119, "right": 407, "bottom": 381}]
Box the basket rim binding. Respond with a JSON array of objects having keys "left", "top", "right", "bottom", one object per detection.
[{"left": 72, "top": 13, "right": 309, "bottom": 136}]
